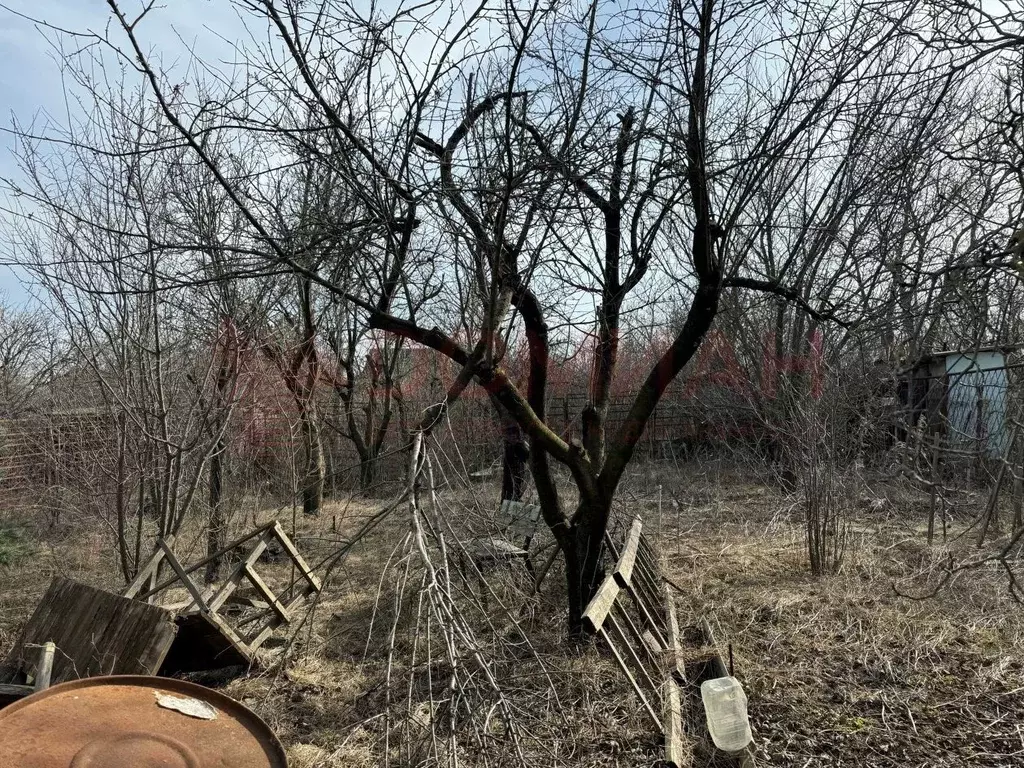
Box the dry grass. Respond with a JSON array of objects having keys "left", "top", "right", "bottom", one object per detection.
[
  {"left": 656, "top": 468, "right": 1024, "bottom": 767},
  {"left": 3, "top": 463, "right": 1024, "bottom": 766}
]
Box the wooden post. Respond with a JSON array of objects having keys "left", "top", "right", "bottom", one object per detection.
[
  {"left": 657, "top": 484, "right": 663, "bottom": 565},
  {"left": 977, "top": 424, "right": 1019, "bottom": 547},
  {"left": 663, "top": 677, "right": 684, "bottom": 768},
  {"left": 34, "top": 642, "right": 55, "bottom": 691},
  {"left": 927, "top": 438, "right": 940, "bottom": 545},
  {"left": 1013, "top": 429, "right": 1024, "bottom": 532}
]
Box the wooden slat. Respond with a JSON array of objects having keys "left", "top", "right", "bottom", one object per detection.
[
  {"left": 132, "top": 523, "right": 278, "bottom": 602},
  {"left": 158, "top": 539, "right": 209, "bottom": 612},
  {"left": 245, "top": 589, "right": 314, "bottom": 652},
  {"left": 205, "top": 610, "right": 251, "bottom": 660},
  {"left": 205, "top": 535, "right": 270, "bottom": 614},
  {"left": 642, "top": 630, "right": 663, "bottom": 655},
  {"left": 271, "top": 522, "right": 321, "bottom": 591},
  {"left": 633, "top": 541, "right": 665, "bottom": 605},
  {"left": 607, "top": 609, "right": 661, "bottom": 701},
  {"left": 614, "top": 517, "right": 643, "bottom": 588},
  {"left": 616, "top": 593, "right": 664, "bottom": 668},
  {"left": 582, "top": 574, "right": 621, "bottom": 634},
  {"left": 664, "top": 584, "right": 686, "bottom": 682},
  {"left": 663, "top": 676, "right": 684, "bottom": 768},
  {"left": 123, "top": 536, "right": 173, "bottom": 600},
  {"left": 225, "top": 594, "right": 270, "bottom": 610},
  {"left": 243, "top": 564, "right": 290, "bottom": 622},
  {"left": 599, "top": 626, "right": 661, "bottom": 731},
  {"left": 621, "top": 579, "right": 668, "bottom": 651}
]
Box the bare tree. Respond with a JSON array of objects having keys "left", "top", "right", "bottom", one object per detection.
[{"left": 3, "top": 0, "right": 986, "bottom": 636}]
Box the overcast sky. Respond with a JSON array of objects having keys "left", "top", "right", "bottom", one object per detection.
[{"left": 0, "top": 0, "right": 249, "bottom": 305}]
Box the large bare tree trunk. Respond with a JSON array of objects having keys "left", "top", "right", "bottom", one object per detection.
[{"left": 300, "top": 406, "right": 326, "bottom": 516}]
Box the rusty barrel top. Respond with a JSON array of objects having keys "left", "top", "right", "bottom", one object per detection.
[{"left": 0, "top": 675, "right": 286, "bottom": 768}]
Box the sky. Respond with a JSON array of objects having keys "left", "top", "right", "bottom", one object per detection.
[
  {"left": 0, "top": 0, "right": 249, "bottom": 306},
  {"left": 0, "top": 0, "right": 494, "bottom": 309}
]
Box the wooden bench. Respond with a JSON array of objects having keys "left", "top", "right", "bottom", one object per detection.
[{"left": 469, "top": 499, "right": 543, "bottom": 577}]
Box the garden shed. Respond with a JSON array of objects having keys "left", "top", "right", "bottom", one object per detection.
[{"left": 900, "top": 345, "right": 1017, "bottom": 457}]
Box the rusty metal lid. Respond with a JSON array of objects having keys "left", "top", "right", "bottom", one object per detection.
[{"left": 0, "top": 675, "right": 287, "bottom": 768}]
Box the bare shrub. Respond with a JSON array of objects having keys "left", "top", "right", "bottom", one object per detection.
[{"left": 803, "top": 458, "right": 849, "bottom": 576}]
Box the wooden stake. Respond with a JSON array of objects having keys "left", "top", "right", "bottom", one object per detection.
[
  {"left": 34, "top": 642, "right": 55, "bottom": 691},
  {"left": 928, "top": 438, "right": 940, "bottom": 546},
  {"left": 977, "top": 424, "right": 1019, "bottom": 547}
]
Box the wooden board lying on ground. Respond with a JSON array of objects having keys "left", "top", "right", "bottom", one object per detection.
[{"left": 3, "top": 577, "right": 177, "bottom": 687}]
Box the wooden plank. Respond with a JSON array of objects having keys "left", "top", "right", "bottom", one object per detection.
[
  {"left": 205, "top": 611, "right": 252, "bottom": 660},
  {"left": 4, "top": 577, "right": 177, "bottom": 685},
  {"left": 205, "top": 535, "right": 270, "bottom": 614},
  {"left": 33, "top": 579, "right": 113, "bottom": 681},
  {"left": 243, "top": 564, "right": 290, "bottom": 622},
  {"left": 271, "top": 522, "right": 321, "bottom": 591},
  {"left": 158, "top": 539, "right": 209, "bottom": 612},
  {"left": 132, "top": 522, "right": 278, "bottom": 602},
  {"left": 614, "top": 517, "right": 643, "bottom": 588},
  {"left": 472, "top": 537, "right": 528, "bottom": 560},
  {"left": 123, "top": 538, "right": 170, "bottom": 600},
  {"left": 33, "top": 642, "right": 55, "bottom": 691},
  {"left": 245, "top": 589, "right": 314, "bottom": 652},
  {"left": 582, "top": 574, "right": 621, "bottom": 634},
  {"left": 642, "top": 630, "right": 663, "bottom": 655},
  {"left": 0, "top": 682, "right": 34, "bottom": 708},
  {"left": 664, "top": 584, "right": 686, "bottom": 682},
  {"left": 0, "top": 683, "right": 33, "bottom": 696},
  {"left": 663, "top": 676, "right": 684, "bottom": 768},
  {"left": 225, "top": 594, "right": 270, "bottom": 610}
]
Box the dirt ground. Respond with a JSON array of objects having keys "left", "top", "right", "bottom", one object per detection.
[{"left": 2, "top": 467, "right": 1024, "bottom": 766}]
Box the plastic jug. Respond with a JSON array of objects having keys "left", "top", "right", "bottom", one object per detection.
[{"left": 700, "top": 676, "right": 752, "bottom": 752}]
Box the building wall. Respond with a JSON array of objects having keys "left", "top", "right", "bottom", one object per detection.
[{"left": 944, "top": 350, "right": 1010, "bottom": 457}]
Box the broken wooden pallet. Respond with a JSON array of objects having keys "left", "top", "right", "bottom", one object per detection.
[
  {"left": 584, "top": 516, "right": 687, "bottom": 768},
  {"left": 583, "top": 516, "right": 758, "bottom": 768},
  {"left": 124, "top": 520, "right": 322, "bottom": 671}
]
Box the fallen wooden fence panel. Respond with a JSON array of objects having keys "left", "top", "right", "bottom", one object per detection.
[{"left": 3, "top": 577, "right": 177, "bottom": 688}]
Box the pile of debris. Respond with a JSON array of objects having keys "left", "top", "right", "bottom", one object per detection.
[{"left": 0, "top": 520, "right": 321, "bottom": 705}]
